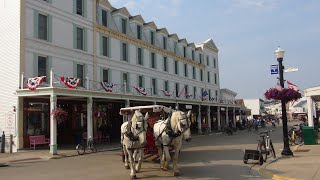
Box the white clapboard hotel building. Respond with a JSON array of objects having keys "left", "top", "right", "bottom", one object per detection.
[{"left": 0, "top": 0, "right": 247, "bottom": 154}]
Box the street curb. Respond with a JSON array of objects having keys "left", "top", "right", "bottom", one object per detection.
[{"left": 258, "top": 145, "right": 300, "bottom": 180}]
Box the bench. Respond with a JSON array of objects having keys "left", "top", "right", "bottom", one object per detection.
[{"left": 29, "top": 135, "right": 50, "bottom": 150}]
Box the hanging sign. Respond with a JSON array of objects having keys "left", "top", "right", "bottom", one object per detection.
[{"left": 271, "top": 65, "right": 279, "bottom": 75}]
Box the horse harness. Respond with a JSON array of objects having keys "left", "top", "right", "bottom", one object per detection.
[{"left": 124, "top": 117, "right": 146, "bottom": 142}]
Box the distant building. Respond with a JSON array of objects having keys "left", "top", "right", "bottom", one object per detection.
[
  {"left": 305, "top": 86, "right": 320, "bottom": 126},
  {"left": 243, "top": 99, "right": 265, "bottom": 119}
]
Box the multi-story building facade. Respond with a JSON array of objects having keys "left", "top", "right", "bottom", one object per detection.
[
  {"left": 0, "top": 0, "right": 245, "bottom": 154},
  {"left": 243, "top": 99, "right": 265, "bottom": 119}
]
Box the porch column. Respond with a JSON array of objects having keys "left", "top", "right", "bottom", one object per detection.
[
  {"left": 175, "top": 102, "right": 179, "bottom": 110},
  {"left": 233, "top": 107, "right": 236, "bottom": 127},
  {"left": 50, "top": 94, "right": 57, "bottom": 155},
  {"left": 239, "top": 109, "right": 242, "bottom": 122},
  {"left": 226, "top": 107, "right": 229, "bottom": 125},
  {"left": 125, "top": 99, "right": 130, "bottom": 107},
  {"left": 208, "top": 106, "right": 211, "bottom": 132},
  {"left": 16, "top": 97, "right": 24, "bottom": 150},
  {"left": 307, "top": 97, "right": 315, "bottom": 127},
  {"left": 198, "top": 105, "right": 202, "bottom": 134},
  {"left": 87, "top": 97, "right": 93, "bottom": 139},
  {"left": 217, "top": 106, "right": 221, "bottom": 130}
]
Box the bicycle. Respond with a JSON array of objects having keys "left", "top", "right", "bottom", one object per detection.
[
  {"left": 257, "top": 130, "right": 276, "bottom": 162},
  {"left": 76, "top": 137, "right": 97, "bottom": 155},
  {"left": 288, "top": 124, "right": 303, "bottom": 146}
]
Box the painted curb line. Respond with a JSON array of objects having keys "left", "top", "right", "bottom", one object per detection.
[{"left": 259, "top": 145, "right": 300, "bottom": 180}]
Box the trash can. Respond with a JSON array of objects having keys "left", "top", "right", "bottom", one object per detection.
[{"left": 302, "top": 126, "right": 317, "bottom": 145}]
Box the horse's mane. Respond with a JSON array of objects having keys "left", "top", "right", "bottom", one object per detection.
[{"left": 170, "top": 111, "right": 181, "bottom": 127}]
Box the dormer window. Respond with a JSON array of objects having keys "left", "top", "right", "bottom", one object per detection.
[
  {"left": 121, "top": 18, "right": 127, "bottom": 34},
  {"left": 163, "top": 37, "right": 167, "bottom": 49},
  {"left": 150, "top": 31, "right": 155, "bottom": 45},
  {"left": 199, "top": 54, "right": 202, "bottom": 64},
  {"left": 101, "top": 9, "right": 108, "bottom": 27},
  {"left": 137, "top": 25, "right": 142, "bottom": 40},
  {"left": 192, "top": 50, "right": 195, "bottom": 60}
]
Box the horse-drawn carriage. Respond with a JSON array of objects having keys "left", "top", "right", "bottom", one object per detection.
[{"left": 119, "top": 105, "right": 192, "bottom": 179}]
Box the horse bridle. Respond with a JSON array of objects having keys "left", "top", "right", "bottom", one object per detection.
[{"left": 125, "top": 114, "right": 147, "bottom": 142}]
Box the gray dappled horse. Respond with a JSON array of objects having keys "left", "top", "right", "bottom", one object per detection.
[
  {"left": 153, "top": 110, "right": 192, "bottom": 176},
  {"left": 121, "top": 110, "right": 149, "bottom": 179}
]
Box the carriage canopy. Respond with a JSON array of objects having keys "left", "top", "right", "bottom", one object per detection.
[{"left": 119, "top": 105, "right": 172, "bottom": 115}]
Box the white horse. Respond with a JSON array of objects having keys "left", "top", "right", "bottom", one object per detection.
[
  {"left": 153, "top": 110, "right": 192, "bottom": 176},
  {"left": 121, "top": 110, "right": 149, "bottom": 179}
]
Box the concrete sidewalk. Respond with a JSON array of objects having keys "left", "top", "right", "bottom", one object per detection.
[
  {"left": 260, "top": 144, "right": 320, "bottom": 180},
  {"left": 0, "top": 142, "right": 121, "bottom": 165}
]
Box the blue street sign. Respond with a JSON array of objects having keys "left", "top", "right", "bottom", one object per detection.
[{"left": 271, "top": 65, "right": 279, "bottom": 75}]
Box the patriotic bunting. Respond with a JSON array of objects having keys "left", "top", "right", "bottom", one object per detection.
[
  {"left": 26, "top": 76, "right": 46, "bottom": 90},
  {"left": 161, "top": 90, "right": 172, "bottom": 97},
  {"left": 101, "top": 82, "right": 113, "bottom": 92},
  {"left": 133, "top": 86, "right": 147, "bottom": 95},
  {"left": 60, "top": 76, "right": 80, "bottom": 89}
]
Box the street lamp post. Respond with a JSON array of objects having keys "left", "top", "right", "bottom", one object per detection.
[{"left": 275, "top": 47, "right": 293, "bottom": 156}]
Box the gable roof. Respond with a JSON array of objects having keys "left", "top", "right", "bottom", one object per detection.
[
  {"left": 168, "top": 34, "right": 179, "bottom": 41},
  {"left": 156, "top": 28, "right": 169, "bottom": 36},
  {"left": 99, "top": 0, "right": 113, "bottom": 9},
  {"left": 178, "top": 38, "right": 188, "bottom": 46},
  {"left": 187, "top": 43, "right": 196, "bottom": 49},
  {"left": 143, "top": 21, "right": 157, "bottom": 30},
  {"left": 112, "top": 7, "right": 131, "bottom": 17},
  {"left": 129, "top": 15, "right": 145, "bottom": 24},
  {"left": 204, "top": 39, "right": 219, "bottom": 52}
]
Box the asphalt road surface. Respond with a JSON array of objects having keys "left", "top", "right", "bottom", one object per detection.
[{"left": 0, "top": 124, "right": 287, "bottom": 180}]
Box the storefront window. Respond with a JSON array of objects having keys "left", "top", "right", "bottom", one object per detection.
[{"left": 25, "top": 102, "right": 49, "bottom": 136}]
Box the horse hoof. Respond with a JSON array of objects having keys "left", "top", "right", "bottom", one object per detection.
[
  {"left": 174, "top": 172, "right": 180, "bottom": 176},
  {"left": 162, "top": 167, "right": 168, "bottom": 171},
  {"left": 131, "top": 175, "right": 137, "bottom": 179},
  {"left": 125, "top": 165, "right": 130, "bottom": 169}
]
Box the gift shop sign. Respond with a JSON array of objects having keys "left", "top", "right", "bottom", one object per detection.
[{"left": 5, "top": 112, "right": 16, "bottom": 135}]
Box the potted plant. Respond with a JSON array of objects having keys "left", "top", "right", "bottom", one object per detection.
[
  {"left": 264, "top": 87, "right": 302, "bottom": 102},
  {"left": 51, "top": 108, "right": 68, "bottom": 124}
]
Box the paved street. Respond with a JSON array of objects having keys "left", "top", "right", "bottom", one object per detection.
[{"left": 0, "top": 125, "right": 285, "bottom": 180}]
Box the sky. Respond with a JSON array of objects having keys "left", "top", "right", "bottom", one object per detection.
[{"left": 109, "top": 0, "right": 320, "bottom": 99}]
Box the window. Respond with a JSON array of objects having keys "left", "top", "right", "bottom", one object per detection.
[
  {"left": 183, "top": 47, "right": 186, "bottom": 57},
  {"left": 214, "top": 58, "right": 216, "bottom": 68},
  {"left": 151, "top": 52, "right": 156, "bottom": 68},
  {"left": 175, "top": 83, "right": 179, "bottom": 97},
  {"left": 209, "top": 90, "right": 212, "bottom": 99},
  {"left": 200, "top": 69, "right": 203, "bottom": 81},
  {"left": 77, "top": 64, "right": 84, "bottom": 87},
  {"left": 38, "top": 14, "right": 48, "bottom": 40},
  {"left": 192, "top": 67, "right": 196, "bottom": 79},
  {"left": 76, "top": 0, "right": 83, "bottom": 16},
  {"left": 163, "top": 57, "right": 168, "bottom": 72},
  {"left": 138, "top": 75, "right": 143, "bottom": 87},
  {"left": 207, "top": 72, "right": 210, "bottom": 83},
  {"left": 38, "top": 56, "right": 47, "bottom": 77},
  {"left": 185, "top": 85, "right": 188, "bottom": 97},
  {"left": 184, "top": 64, "right": 188, "bottom": 77},
  {"left": 206, "top": 56, "right": 209, "bottom": 66},
  {"left": 102, "top": 69, "right": 109, "bottom": 82},
  {"left": 164, "top": 80, "right": 169, "bottom": 91},
  {"left": 150, "top": 31, "right": 154, "bottom": 45},
  {"left": 193, "top": 86, "right": 197, "bottom": 99},
  {"left": 152, "top": 78, "right": 157, "bottom": 95},
  {"left": 102, "top": 36, "right": 109, "bottom": 57},
  {"left": 122, "top": 72, "right": 129, "bottom": 92},
  {"left": 137, "top": 25, "right": 142, "bottom": 40},
  {"left": 122, "top": 43, "right": 128, "bottom": 61},
  {"left": 163, "top": 37, "right": 167, "bottom": 49},
  {"left": 174, "top": 42, "right": 178, "bottom": 54},
  {"left": 76, "top": 27, "right": 84, "bottom": 50},
  {"left": 214, "top": 73, "right": 217, "bottom": 84},
  {"left": 199, "top": 54, "right": 202, "bottom": 64},
  {"left": 215, "top": 90, "right": 218, "bottom": 97},
  {"left": 121, "top": 18, "right": 127, "bottom": 34},
  {"left": 101, "top": 9, "right": 107, "bottom": 27},
  {"left": 137, "top": 48, "right": 143, "bottom": 65},
  {"left": 192, "top": 50, "right": 194, "bottom": 60},
  {"left": 174, "top": 61, "right": 178, "bottom": 75}
]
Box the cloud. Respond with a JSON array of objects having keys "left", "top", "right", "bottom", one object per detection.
[{"left": 225, "top": 0, "right": 280, "bottom": 14}]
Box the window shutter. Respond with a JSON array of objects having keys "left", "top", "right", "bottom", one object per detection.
[
  {"left": 48, "top": 14, "right": 52, "bottom": 42},
  {"left": 109, "top": 69, "right": 112, "bottom": 83},
  {"left": 108, "top": 37, "right": 111, "bottom": 58},
  {"left": 99, "top": 33, "right": 103, "bottom": 56},
  {"left": 141, "top": 48, "right": 144, "bottom": 65},
  {"left": 107, "top": 11, "right": 111, "bottom": 27},
  {"left": 33, "top": 53, "right": 38, "bottom": 77},
  {"left": 120, "top": 42, "right": 123, "bottom": 61},
  {"left": 46, "top": 56, "right": 52, "bottom": 81},
  {"left": 73, "top": 62, "right": 77, "bottom": 78},
  {"left": 73, "top": 0, "right": 76, "bottom": 14},
  {"left": 33, "top": 10, "right": 39, "bottom": 38},
  {"left": 83, "top": 27, "right": 87, "bottom": 51},
  {"left": 83, "top": 0, "right": 87, "bottom": 18},
  {"left": 127, "top": 44, "right": 129, "bottom": 62},
  {"left": 73, "top": 24, "right": 76, "bottom": 49},
  {"left": 100, "top": 67, "right": 103, "bottom": 82},
  {"left": 127, "top": 72, "right": 130, "bottom": 92},
  {"left": 136, "top": 47, "right": 138, "bottom": 65},
  {"left": 84, "top": 64, "right": 88, "bottom": 88},
  {"left": 97, "top": 6, "right": 102, "bottom": 24},
  {"left": 142, "top": 76, "right": 145, "bottom": 88}
]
